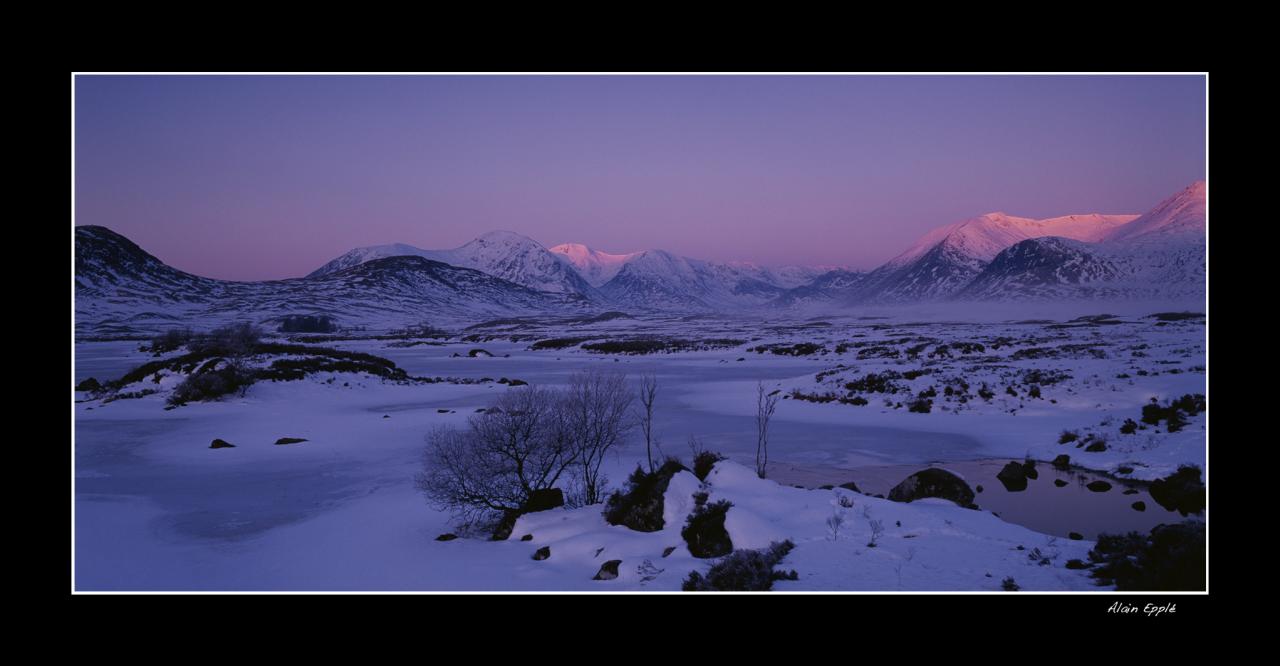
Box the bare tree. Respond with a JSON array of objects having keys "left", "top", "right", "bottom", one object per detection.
[
  {"left": 636, "top": 373, "right": 659, "bottom": 473},
  {"left": 562, "top": 369, "right": 635, "bottom": 505},
  {"left": 755, "top": 381, "right": 779, "bottom": 479},
  {"left": 416, "top": 385, "right": 576, "bottom": 529}
]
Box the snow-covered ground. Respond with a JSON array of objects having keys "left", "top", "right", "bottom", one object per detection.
[{"left": 72, "top": 312, "right": 1205, "bottom": 591}]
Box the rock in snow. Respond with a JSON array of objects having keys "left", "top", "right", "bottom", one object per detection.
[{"left": 887, "top": 468, "right": 977, "bottom": 508}]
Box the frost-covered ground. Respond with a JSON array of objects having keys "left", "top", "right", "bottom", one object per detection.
[{"left": 73, "top": 311, "right": 1205, "bottom": 591}]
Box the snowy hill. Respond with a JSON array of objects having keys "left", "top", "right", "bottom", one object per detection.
[
  {"left": 952, "top": 182, "right": 1206, "bottom": 302},
  {"left": 770, "top": 269, "right": 868, "bottom": 308},
  {"left": 596, "top": 250, "right": 797, "bottom": 312},
  {"left": 553, "top": 242, "right": 829, "bottom": 307},
  {"left": 954, "top": 237, "right": 1124, "bottom": 300},
  {"left": 1103, "top": 181, "right": 1206, "bottom": 244},
  {"left": 75, "top": 226, "right": 594, "bottom": 337},
  {"left": 848, "top": 212, "right": 1139, "bottom": 303},
  {"left": 309, "top": 231, "right": 599, "bottom": 299}
]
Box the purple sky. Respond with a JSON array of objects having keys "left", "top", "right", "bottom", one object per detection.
[{"left": 74, "top": 75, "right": 1206, "bottom": 281}]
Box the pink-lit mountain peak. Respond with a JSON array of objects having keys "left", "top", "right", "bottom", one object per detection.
[
  {"left": 891, "top": 210, "right": 1140, "bottom": 267},
  {"left": 548, "top": 243, "right": 641, "bottom": 287},
  {"left": 1103, "top": 180, "right": 1206, "bottom": 243}
]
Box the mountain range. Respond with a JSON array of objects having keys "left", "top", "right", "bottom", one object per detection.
[{"left": 74, "top": 181, "right": 1206, "bottom": 335}]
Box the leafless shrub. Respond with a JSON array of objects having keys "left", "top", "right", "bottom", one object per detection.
[
  {"left": 563, "top": 369, "right": 635, "bottom": 505},
  {"left": 415, "top": 386, "right": 577, "bottom": 529},
  {"left": 755, "top": 382, "right": 779, "bottom": 479},
  {"left": 636, "top": 374, "right": 659, "bottom": 473}
]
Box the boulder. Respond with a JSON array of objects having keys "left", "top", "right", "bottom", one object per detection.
[
  {"left": 209, "top": 438, "right": 235, "bottom": 449},
  {"left": 662, "top": 546, "right": 677, "bottom": 558},
  {"left": 1054, "top": 479, "right": 1068, "bottom": 488},
  {"left": 525, "top": 488, "right": 565, "bottom": 513},
  {"left": 1131, "top": 501, "right": 1147, "bottom": 512},
  {"left": 996, "top": 462, "right": 1029, "bottom": 492},
  {"left": 838, "top": 481, "right": 862, "bottom": 493},
  {"left": 1148, "top": 466, "right": 1205, "bottom": 516},
  {"left": 1051, "top": 454, "right": 1071, "bottom": 470},
  {"left": 1069, "top": 532, "right": 1084, "bottom": 540},
  {"left": 491, "top": 489, "right": 565, "bottom": 540},
  {"left": 435, "top": 533, "right": 458, "bottom": 542},
  {"left": 593, "top": 559, "right": 622, "bottom": 580},
  {"left": 887, "top": 468, "right": 977, "bottom": 508},
  {"left": 274, "top": 437, "right": 307, "bottom": 445},
  {"left": 1086, "top": 480, "right": 1112, "bottom": 493},
  {"left": 520, "top": 534, "right": 533, "bottom": 541},
  {"left": 532, "top": 546, "right": 551, "bottom": 561}
]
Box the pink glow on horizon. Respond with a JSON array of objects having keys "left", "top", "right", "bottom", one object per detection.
[{"left": 74, "top": 75, "right": 1206, "bottom": 281}]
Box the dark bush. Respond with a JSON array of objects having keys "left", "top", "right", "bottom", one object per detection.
[
  {"left": 187, "top": 322, "right": 263, "bottom": 356},
  {"left": 76, "top": 377, "right": 101, "bottom": 392},
  {"left": 530, "top": 337, "right": 591, "bottom": 350},
  {"left": 602, "top": 458, "right": 688, "bottom": 532},
  {"left": 1141, "top": 394, "right": 1205, "bottom": 431},
  {"left": 279, "top": 315, "right": 337, "bottom": 333},
  {"left": 1089, "top": 521, "right": 1205, "bottom": 590},
  {"left": 682, "top": 499, "right": 734, "bottom": 558},
  {"left": 907, "top": 396, "right": 933, "bottom": 413},
  {"left": 1059, "top": 430, "right": 1079, "bottom": 444},
  {"left": 149, "top": 328, "right": 194, "bottom": 354},
  {"left": 582, "top": 338, "right": 743, "bottom": 355},
  {"left": 167, "top": 359, "right": 255, "bottom": 406},
  {"left": 844, "top": 371, "right": 903, "bottom": 394},
  {"left": 692, "top": 450, "right": 727, "bottom": 481},
  {"left": 1148, "top": 465, "right": 1205, "bottom": 515},
  {"left": 1119, "top": 418, "right": 1139, "bottom": 435},
  {"left": 682, "top": 540, "right": 797, "bottom": 591}
]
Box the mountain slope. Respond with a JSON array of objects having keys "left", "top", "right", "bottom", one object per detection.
[
  {"left": 954, "top": 237, "right": 1124, "bottom": 300},
  {"left": 952, "top": 182, "right": 1206, "bottom": 302},
  {"left": 309, "top": 231, "right": 598, "bottom": 299},
  {"left": 850, "top": 212, "right": 1139, "bottom": 303},
  {"left": 769, "top": 269, "right": 867, "bottom": 308},
  {"left": 548, "top": 243, "right": 639, "bottom": 287},
  {"left": 1104, "top": 181, "right": 1206, "bottom": 244},
  {"left": 75, "top": 226, "right": 593, "bottom": 337},
  {"left": 596, "top": 250, "right": 799, "bottom": 312}
]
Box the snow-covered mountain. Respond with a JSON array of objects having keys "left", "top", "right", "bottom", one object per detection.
[
  {"left": 309, "top": 231, "right": 599, "bottom": 299},
  {"left": 76, "top": 226, "right": 593, "bottom": 337},
  {"left": 953, "top": 237, "right": 1125, "bottom": 300},
  {"left": 1103, "top": 181, "right": 1206, "bottom": 244},
  {"left": 550, "top": 242, "right": 834, "bottom": 312},
  {"left": 76, "top": 182, "right": 1206, "bottom": 333},
  {"left": 847, "top": 212, "right": 1139, "bottom": 303},
  {"left": 548, "top": 243, "right": 639, "bottom": 287},
  {"left": 594, "top": 250, "right": 823, "bottom": 312},
  {"left": 770, "top": 269, "right": 868, "bottom": 308},
  {"left": 952, "top": 182, "right": 1206, "bottom": 302}
]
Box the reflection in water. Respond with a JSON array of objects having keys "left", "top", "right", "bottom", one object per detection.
[{"left": 771, "top": 459, "right": 1203, "bottom": 541}]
